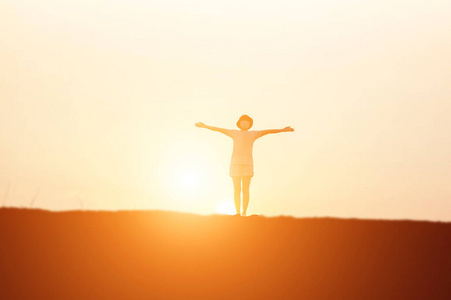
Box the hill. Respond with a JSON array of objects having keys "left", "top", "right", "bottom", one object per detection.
[{"left": 0, "top": 208, "right": 450, "bottom": 299}]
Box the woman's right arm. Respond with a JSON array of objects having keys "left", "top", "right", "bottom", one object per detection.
[{"left": 195, "top": 122, "right": 230, "bottom": 135}]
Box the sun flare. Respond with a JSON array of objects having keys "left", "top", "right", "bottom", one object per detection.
[
  {"left": 179, "top": 169, "right": 201, "bottom": 192},
  {"left": 216, "top": 200, "right": 236, "bottom": 215}
]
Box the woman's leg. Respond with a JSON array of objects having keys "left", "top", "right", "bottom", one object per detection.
[
  {"left": 232, "top": 176, "right": 242, "bottom": 215},
  {"left": 242, "top": 176, "right": 252, "bottom": 216}
]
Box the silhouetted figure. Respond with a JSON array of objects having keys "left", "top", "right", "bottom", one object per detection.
[{"left": 195, "top": 115, "right": 294, "bottom": 216}]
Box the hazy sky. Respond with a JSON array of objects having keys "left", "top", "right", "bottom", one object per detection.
[{"left": 1, "top": 0, "right": 450, "bottom": 220}]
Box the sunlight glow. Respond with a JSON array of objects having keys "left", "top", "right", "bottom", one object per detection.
[
  {"left": 179, "top": 169, "right": 201, "bottom": 192},
  {"left": 216, "top": 200, "right": 236, "bottom": 215},
  {"left": 155, "top": 133, "right": 224, "bottom": 210}
]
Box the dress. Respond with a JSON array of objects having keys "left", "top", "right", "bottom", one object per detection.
[{"left": 224, "top": 129, "right": 264, "bottom": 177}]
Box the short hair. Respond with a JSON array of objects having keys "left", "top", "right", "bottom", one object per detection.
[{"left": 236, "top": 115, "right": 253, "bottom": 129}]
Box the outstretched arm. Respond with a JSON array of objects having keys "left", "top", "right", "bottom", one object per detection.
[
  {"left": 259, "top": 126, "right": 294, "bottom": 137},
  {"left": 195, "top": 122, "right": 230, "bottom": 135}
]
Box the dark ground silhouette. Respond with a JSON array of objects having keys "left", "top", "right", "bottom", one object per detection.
[{"left": 0, "top": 208, "right": 450, "bottom": 299}]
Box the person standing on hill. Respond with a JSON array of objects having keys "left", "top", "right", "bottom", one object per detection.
[{"left": 195, "top": 115, "right": 295, "bottom": 216}]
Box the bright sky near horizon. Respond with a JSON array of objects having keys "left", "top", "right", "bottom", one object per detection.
[{"left": 1, "top": 0, "right": 450, "bottom": 220}]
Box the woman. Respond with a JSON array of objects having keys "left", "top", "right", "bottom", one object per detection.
[{"left": 195, "top": 115, "right": 294, "bottom": 216}]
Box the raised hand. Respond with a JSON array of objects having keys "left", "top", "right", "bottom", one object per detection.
[
  {"left": 195, "top": 122, "right": 206, "bottom": 128},
  {"left": 283, "top": 126, "right": 294, "bottom": 132}
]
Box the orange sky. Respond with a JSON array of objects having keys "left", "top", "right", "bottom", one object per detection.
[{"left": 1, "top": 0, "right": 450, "bottom": 220}]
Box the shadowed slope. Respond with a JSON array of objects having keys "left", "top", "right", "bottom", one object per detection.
[{"left": 0, "top": 208, "right": 450, "bottom": 299}]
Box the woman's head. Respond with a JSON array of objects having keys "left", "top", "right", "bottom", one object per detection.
[{"left": 236, "top": 115, "right": 253, "bottom": 130}]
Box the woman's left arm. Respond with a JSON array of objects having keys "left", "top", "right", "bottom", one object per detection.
[{"left": 258, "top": 126, "right": 294, "bottom": 137}]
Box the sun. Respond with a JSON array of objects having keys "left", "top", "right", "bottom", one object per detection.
[
  {"left": 179, "top": 169, "right": 201, "bottom": 192},
  {"left": 216, "top": 200, "right": 236, "bottom": 215},
  {"left": 153, "top": 134, "right": 232, "bottom": 214}
]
